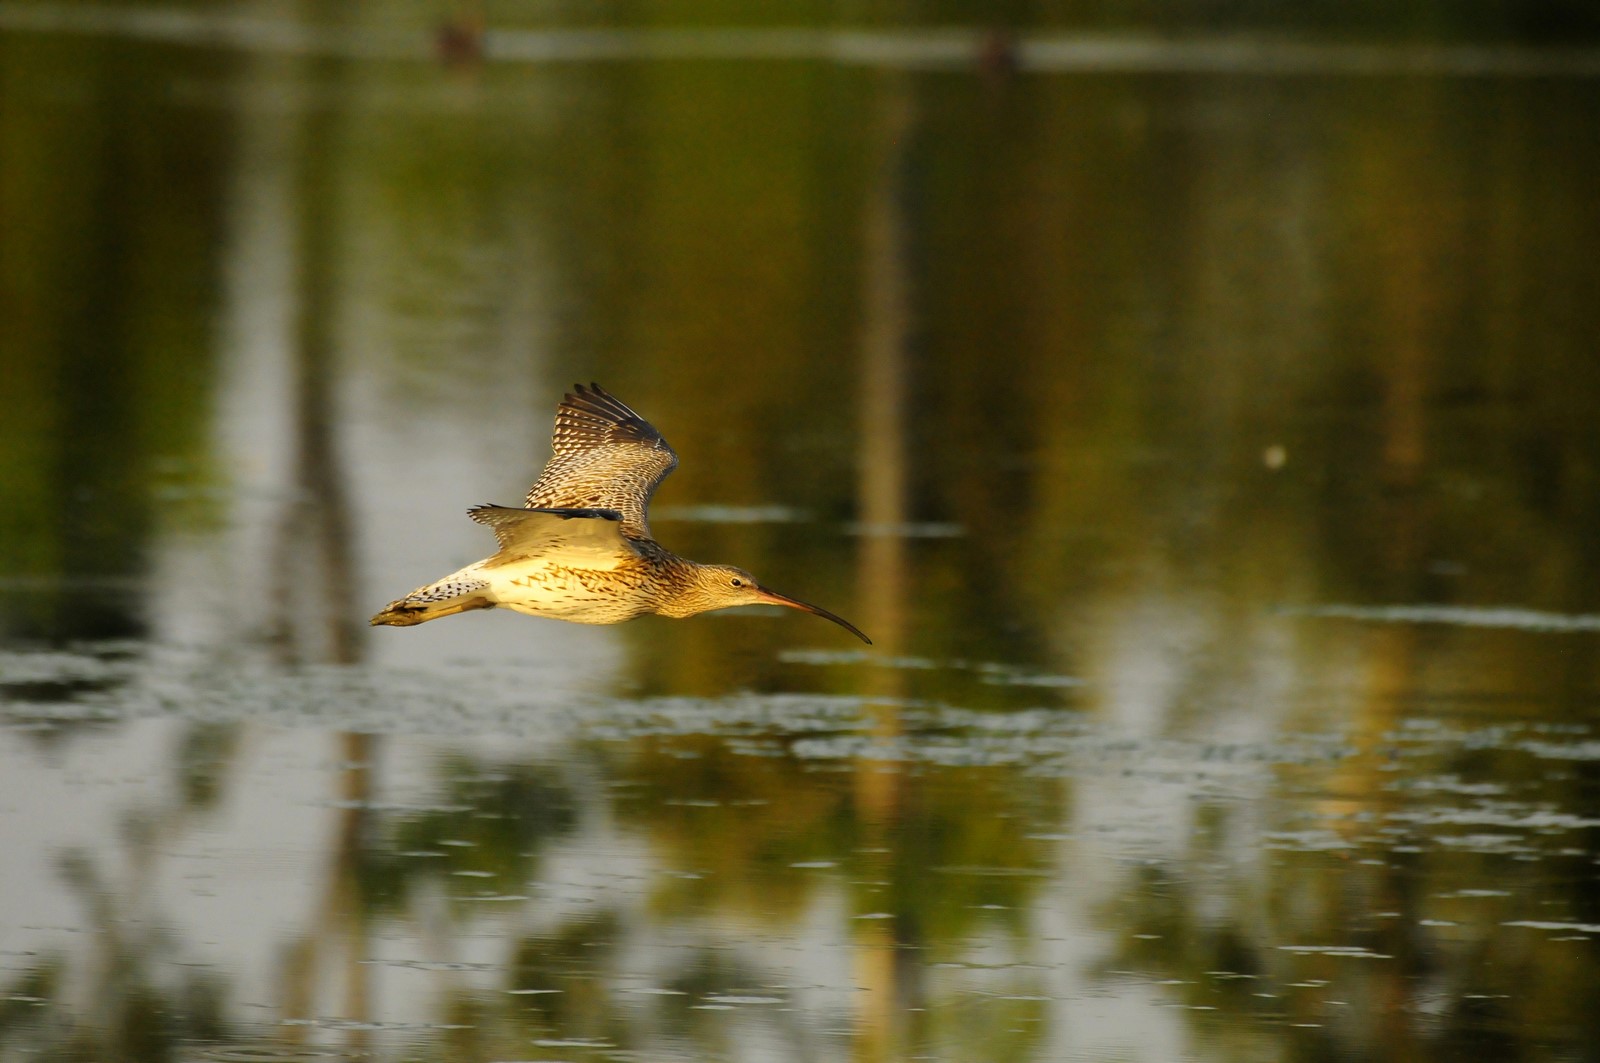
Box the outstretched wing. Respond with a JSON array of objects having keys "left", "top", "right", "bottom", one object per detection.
[
  {"left": 469, "top": 505, "right": 641, "bottom": 570},
  {"left": 523, "top": 383, "right": 678, "bottom": 537}
]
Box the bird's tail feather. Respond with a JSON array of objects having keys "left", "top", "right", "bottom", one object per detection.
[{"left": 369, "top": 574, "right": 493, "bottom": 627}]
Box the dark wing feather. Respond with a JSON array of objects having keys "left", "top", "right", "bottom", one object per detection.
[{"left": 523, "top": 384, "right": 678, "bottom": 536}]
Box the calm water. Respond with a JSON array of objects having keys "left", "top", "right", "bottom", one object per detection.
[{"left": 5, "top": 6, "right": 1600, "bottom": 1062}]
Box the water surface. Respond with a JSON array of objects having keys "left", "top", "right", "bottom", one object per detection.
[{"left": 4, "top": 6, "right": 1600, "bottom": 1061}]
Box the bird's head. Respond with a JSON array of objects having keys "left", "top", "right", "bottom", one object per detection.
[{"left": 667, "top": 563, "right": 871, "bottom": 644}]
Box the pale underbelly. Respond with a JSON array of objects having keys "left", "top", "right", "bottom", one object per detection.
[{"left": 487, "top": 564, "right": 652, "bottom": 625}]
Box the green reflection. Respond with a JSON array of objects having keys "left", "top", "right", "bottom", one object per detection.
[
  {"left": 0, "top": 32, "right": 224, "bottom": 641},
  {"left": 363, "top": 753, "right": 579, "bottom": 912}
]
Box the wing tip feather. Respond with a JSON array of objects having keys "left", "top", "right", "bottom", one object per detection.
[{"left": 553, "top": 382, "right": 659, "bottom": 447}]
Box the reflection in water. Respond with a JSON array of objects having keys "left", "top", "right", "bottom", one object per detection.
[
  {"left": 267, "top": 46, "right": 362, "bottom": 671},
  {"left": 855, "top": 71, "right": 921, "bottom": 1063},
  {"left": 260, "top": 40, "right": 387, "bottom": 1063},
  {"left": 5, "top": 6, "right": 1600, "bottom": 1063}
]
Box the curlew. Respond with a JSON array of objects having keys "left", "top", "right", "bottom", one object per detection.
[{"left": 370, "top": 384, "right": 870, "bottom": 643}]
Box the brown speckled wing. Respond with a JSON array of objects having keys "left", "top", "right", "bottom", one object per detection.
[{"left": 523, "top": 384, "right": 679, "bottom": 536}]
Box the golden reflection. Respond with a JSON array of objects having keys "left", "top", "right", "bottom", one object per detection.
[
  {"left": 854, "top": 69, "right": 915, "bottom": 818},
  {"left": 853, "top": 71, "right": 917, "bottom": 1063},
  {"left": 1303, "top": 119, "right": 1443, "bottom": 1048}
]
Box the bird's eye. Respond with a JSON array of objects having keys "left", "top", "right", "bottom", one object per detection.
[{"left": 730, "top": 578, "right": 743, "bottom": 588}]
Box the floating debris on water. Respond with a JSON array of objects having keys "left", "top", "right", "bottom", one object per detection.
[
  {"left": 777, "top": 649, "right": 1085, "bottom": 690},
  {"left": 843, "top": 521, "right": 965, "bottom": 538},
  {"left": 1283, "top": 603, "right": 1600, "bottom": 633},
  {"left": 359, "top": 959, "right": 498, "bottom": 971},
  {"left": 281, "top": 1018, "right": 473, "bottom": 1031},
  {"left": 1277, "top": 946, "right": 1392, "bottom": 959},
  {"left": 1518, "top": 740, "right": 1600, "bottom": 761}
]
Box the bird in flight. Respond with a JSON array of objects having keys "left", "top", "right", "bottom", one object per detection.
[{"left": 371, "top": 383, "right": 870, "bottom": 643}]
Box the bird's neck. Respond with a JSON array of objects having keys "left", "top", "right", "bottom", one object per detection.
[{"left": 650, "top": 556, "right": 719, "bottom": 619}]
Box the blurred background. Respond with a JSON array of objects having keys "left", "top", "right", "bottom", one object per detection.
[{"left": 4, "top": 2, "right": 1600, "bottom": 1061}]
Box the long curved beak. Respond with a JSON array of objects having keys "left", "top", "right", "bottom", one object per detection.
[{"left": 757, "top": 586, "right": 872, "bottom": 644}]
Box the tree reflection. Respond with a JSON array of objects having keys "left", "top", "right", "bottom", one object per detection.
[
  {"left": 0, "top": 28, "right": 221, "bottom": 642},
  {"left": 613, "top": 733, "right": 1056, "bottom": 1058},
  {"left": 854, "top": 66, "right": 924, "bottom": 1063},
  {"left": 361, "top": 755, "right": 578, "bottom": 913}
]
